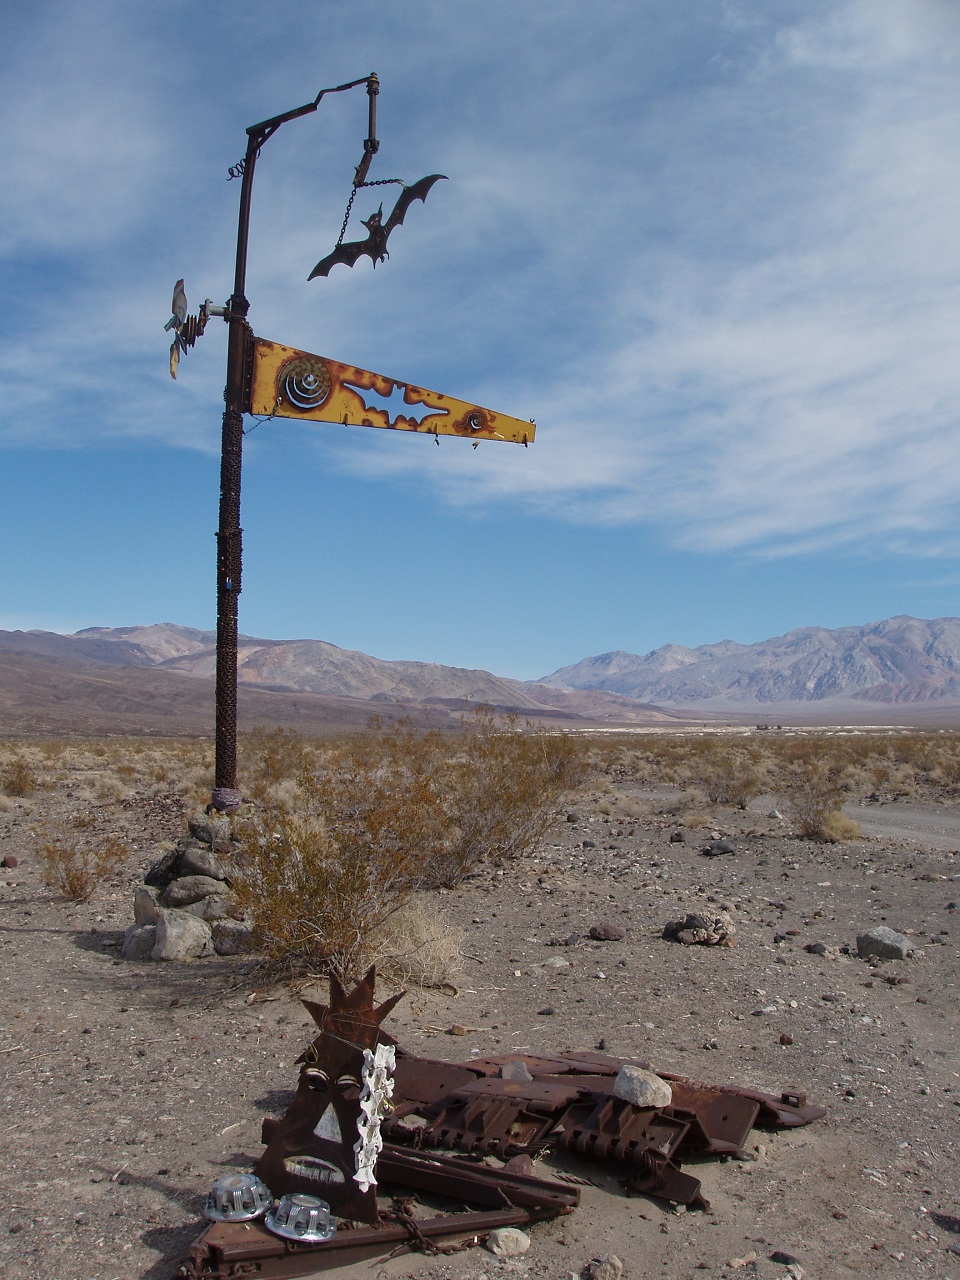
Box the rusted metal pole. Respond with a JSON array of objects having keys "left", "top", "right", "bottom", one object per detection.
[
  {"left": 209, "top": 77, "right": 378, "bottom": 813},
  {"left": 210, "top": 132, "right": 258, "bottom": 813}
]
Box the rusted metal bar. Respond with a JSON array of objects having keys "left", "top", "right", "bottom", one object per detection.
[{"left": 178, "top": 1206, "right": 547, "bottom": 1280}]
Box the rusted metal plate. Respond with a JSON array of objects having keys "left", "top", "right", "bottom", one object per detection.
[
  {"left": 169, "top": 970, "right": 826, "bottom": 1279},
  {"left": 392, "top": 1053, "right": 479, "bottom": 1102},
  {"left": 248, "top": 338, "right": 535, "bottom": 444},
  {"left": 448, "top": 1077, "right": 584, "bottom": 1107},
  {"left": 466, "top": 1054, "right": 586, "bottom": 1077}
]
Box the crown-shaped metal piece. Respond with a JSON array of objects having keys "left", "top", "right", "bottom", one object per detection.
[{"left": 300, "top": 966, "right": 404, "bottom": 1052}]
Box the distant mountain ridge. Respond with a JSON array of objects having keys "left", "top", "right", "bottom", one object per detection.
[
  {"left": 0, "top": 624, "right": 678, "bottom": 728},
  {"left": 540, "top": 615, "right": 960, "bottom": 706},
  {"left": 3, "top": 617, "right": 960, "bottom": 733}
]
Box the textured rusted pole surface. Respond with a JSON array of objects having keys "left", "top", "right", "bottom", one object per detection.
[{"left": 211, "top": 137, "right": 258, "bottom": 812}]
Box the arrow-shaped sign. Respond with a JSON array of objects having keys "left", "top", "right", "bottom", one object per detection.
[{"left": 247, "top": 338, "right": 535, "bottom": 445}]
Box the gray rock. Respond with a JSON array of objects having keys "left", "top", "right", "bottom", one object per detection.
[
  {"left": 133, "top": 885, "right": 160, "bottom": 926},
  {"left": 161, "top": 875, "right": 225, "bottom": 908},
  {"left": 857, "top": 926, "right": 909, "bottom": 961},
  {"left": 187, "top": 813, "right": 233, "bottom": 852},
  {"left": 583, "top": 1256, "right": 624, "bottom": 1280},
  {"left": 499, "top": 1060, "right": 534, "bottom": 1082},
  {"left": 179, "top": 842, "right": 228, "bottom": 882},
  {"left": 121, "top": 923, "right": 157, "bottom": 961},
  {"left": 212, "top": 919, "right": 255, "bottom": 956},
  {"left": 152, "top": 909, "right": 214, "bottom": 961},
  {"left": 589, "top": 921, "right": 626, "bottom": 942},
  {"left": 182, "top": 894, "right": 236, "bottom": 922},
  {"left": 485, "top": 1227, "right": 530, "bottom": 1257},
  {"left": 669, "top": 829, "right": 685, "bottom": 843},
  {"left": 143, "top": 847, "right": 183, "bottom": 889},
  {"left": 612, "top": 1064, "right": 672, "bottom": 1108},
  {"left": 702, "top": 839, "right": 736, "bottom": 857}
]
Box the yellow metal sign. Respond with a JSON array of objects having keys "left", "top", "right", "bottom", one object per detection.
[{"left": 247, "top": 338, "right": 534, "bottom": 445}]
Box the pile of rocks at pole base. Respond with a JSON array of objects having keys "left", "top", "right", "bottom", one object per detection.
[{"left": 121, "top": 814, "right": 254, "bottom": 961}]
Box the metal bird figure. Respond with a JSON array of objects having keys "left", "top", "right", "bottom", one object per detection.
[{"left": 309, "top": 174, "right": 446, "bottom": 279}]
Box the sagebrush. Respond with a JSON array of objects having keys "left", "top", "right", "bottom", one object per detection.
[{"left": 233, "top": 709, "right": 589, "bottom": 978}]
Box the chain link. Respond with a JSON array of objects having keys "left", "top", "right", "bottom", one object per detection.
[{"left": 335, "top": 178, "right": 406, "bottom": 245}]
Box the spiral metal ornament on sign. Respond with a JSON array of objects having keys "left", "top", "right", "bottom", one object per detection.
[{"left": 279, "top": 356, "right": 332, "bottom": 412}]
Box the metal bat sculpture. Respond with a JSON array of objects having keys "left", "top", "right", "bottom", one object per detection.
[{"left": 308, "top": 174, "right": 446, "bottom": 279}]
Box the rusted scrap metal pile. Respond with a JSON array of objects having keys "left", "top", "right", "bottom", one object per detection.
[{"left": 174, "top": 971, "right": 824, "bottom": 1279}]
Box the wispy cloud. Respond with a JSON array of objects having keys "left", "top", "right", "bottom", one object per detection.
[{"left": 3, "top": 0, "right": 960, "bottom": 564}]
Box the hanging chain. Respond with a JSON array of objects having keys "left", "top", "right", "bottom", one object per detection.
[{"left": 335, "top": 178, "right": 406, "bottom": 246}]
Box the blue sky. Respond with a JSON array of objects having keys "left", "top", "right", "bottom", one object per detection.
[{"left": 2, "top": 1, "right": 960, "bottom": 680}]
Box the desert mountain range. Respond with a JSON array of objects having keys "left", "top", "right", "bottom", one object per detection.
[
  {"left": 541, "top": 615, "right": 960, "bottom": 706},
  {"left": 2, "top": 615, "right": 960, "bottom": 737}
]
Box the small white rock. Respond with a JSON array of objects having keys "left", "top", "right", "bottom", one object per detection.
[
  {"left": 583, "top": 1253, "right": 624, "bottom": 1280},
  {"left": 485, "top": 1226, "right": 530, "bottom": 1257},
  {"left": 612, "top": 1064, "right": 672, "bottom": 1108}
]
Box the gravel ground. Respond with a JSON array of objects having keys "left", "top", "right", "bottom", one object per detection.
[{"left": 1, "top": 771, "right": 959, "bottom": 1280}]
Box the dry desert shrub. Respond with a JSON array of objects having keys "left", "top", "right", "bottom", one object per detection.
[
  {"left": 40, "top": 832, "right": 130, "bottom": 901},
  {"left": 682, "top": 809, "right": 716, "bottom": 829},
  {"left": 698, "top": 746, "right": 767, "bottom": 809},
  {"left": 618, "top": 797, "right": 648, "bottom": 819},
  {"left": 233, "top": 709, "right": 590, "bottom": 979},
  {"left": 241, "top": 726, "right": 318, "bottom": 792},
  {"left": 777, "top": 759, "right": 853, "bottom": 841},
  {"left": 1, "top": 755, "right": 39, "bottom": 797},
  {"left": 818, "top": 810, "right": 862, "bottom": 842}
]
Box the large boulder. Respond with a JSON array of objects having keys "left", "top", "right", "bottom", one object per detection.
[
  {"left": 187, "top": 813, "right": 233, "bottom": 853},
  {"left": 161, "top": 875, "right": 225, "bottom": 909},
  {"left": 133, "top": 885, "right": 160, "bottom": 926},
  {"left": 212, "top": 919, "right": 255, "bottom": 956},
  {"left": 151, "top": 909, "right": 214, "bottom": 961},
  {"left": 182, "top": 894, "right": 237, "bottom": 923}
]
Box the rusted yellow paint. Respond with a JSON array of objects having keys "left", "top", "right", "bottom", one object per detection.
[{"left": 247, "top": 338, "right": 535, "bottom": 444}]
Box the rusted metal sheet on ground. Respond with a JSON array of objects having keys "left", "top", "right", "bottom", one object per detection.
[
  {"left": 247, "top": 338, "right": 535, "bottom": 444},
  {"left": 170, "top": 969, "right": 825, "bottom": 1279}
]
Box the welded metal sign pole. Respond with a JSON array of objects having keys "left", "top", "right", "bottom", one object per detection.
[
  {"left": 165, "top": 76, "right": 535, "bottom": 812},
  {"left": 211, "top": 76, "right": 380, "bottom": 812}
]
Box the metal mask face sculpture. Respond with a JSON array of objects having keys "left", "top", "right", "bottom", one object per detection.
[{"left": 255, "top": 968, "right": 402, "bottom": 1223}]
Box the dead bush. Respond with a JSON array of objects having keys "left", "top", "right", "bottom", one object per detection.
[
  {"left": 232, "top": 796, "right": 413, "bottom": 979},
  {"left": 818, "top": 811, "right": 862, "bottom": 842},
  {"left": 778, "top": 760, "right": 851, "bottom": 841},
  {"left": 233, "top": 708, "right": 590, "bottom": 979},
  {"left": 698, "top": 750, "right": 766, "bottom": 809},
  {"left": 368, "top": 897, "right": 463, "bottom": 989},
  {"left": 2, "top": 756, "right": 39, "bottom": 797},
  {"left": 40, "top": 833, "right": 129, "bottom": 901}
]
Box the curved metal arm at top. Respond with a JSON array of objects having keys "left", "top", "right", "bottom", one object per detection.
[{"left": 233, "top": 73, "right": 379, "bottom": 301}]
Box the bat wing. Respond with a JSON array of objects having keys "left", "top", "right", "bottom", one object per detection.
[
  {"left": 383, "top": 174, "right": 447, "bottom": 234},
  {"left": 308, "top": 236, "right": 378, "bottom": 280}
]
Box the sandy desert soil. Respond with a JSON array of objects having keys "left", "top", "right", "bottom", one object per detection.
[{"left": 1, "top": 763, "right": 959, "bottom": 1280}]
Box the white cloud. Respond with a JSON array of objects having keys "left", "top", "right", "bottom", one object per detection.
[{"left": 3, "top": 0, "right": 960, "bottom": 562}]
